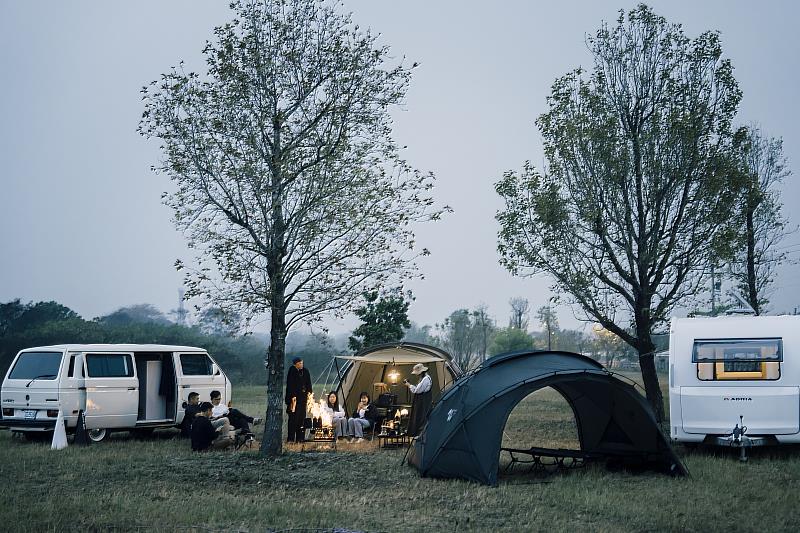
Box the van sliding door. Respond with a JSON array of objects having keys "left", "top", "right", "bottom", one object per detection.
[{"left": 83, "top": 352, "right": 138, "bottom": 430}]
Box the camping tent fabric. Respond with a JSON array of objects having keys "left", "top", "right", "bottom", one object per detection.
[
  {"left": 335, "top": 342, "right": 462, "bottom": 417},
  {"left": 408, "top": 350, "right": 686, "bottom": 486}
]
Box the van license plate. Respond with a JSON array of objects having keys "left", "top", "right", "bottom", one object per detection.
[{"left": 24, "top": 410, "right": 36, "bottom": 420}]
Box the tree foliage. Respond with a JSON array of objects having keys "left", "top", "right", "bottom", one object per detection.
[
  {"left": 726, "top": 124, "right": 793, "bottom": 315},
  {"left": 348, "top": 290, "right": 412, "bottom": 352},
  {"left": 488, "top": 327, "right": 535, "bottom": 356},
  {"left": 139, "top": 0, "right": 445, "bottom": 454},
  {"left": 496, "top": 5, "right": 742, "bottom": 421}
]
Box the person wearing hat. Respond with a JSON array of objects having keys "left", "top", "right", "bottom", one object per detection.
[
  {"left": 285, "top": 357, "right": 312, "bottom": 443},
  {"left": 403, "top": 363, "right": 432, "bottom": 437}
]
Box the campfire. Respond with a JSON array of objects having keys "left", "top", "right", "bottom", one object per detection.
[{"left": 307, "top": 392, "right": 334, "bottom": 440}]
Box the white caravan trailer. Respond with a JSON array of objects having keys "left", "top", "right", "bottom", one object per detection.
[
  {"left": 0, "top": 344, "right": 231, "bottom": 441},
  {"left": 669, "top": 316, "right": 800, "bottom": 447}
]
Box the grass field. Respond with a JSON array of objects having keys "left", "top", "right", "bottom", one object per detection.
[{"left": 1, "top": 374, "right": 799, "bottom": 532}]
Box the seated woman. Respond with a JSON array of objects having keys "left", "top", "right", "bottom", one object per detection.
[
  {"left": 347, "top": 392, "right": 380, "bottom": 442},
  {"left": 322, "top": 391, "right": 348, "bottom": 440}
]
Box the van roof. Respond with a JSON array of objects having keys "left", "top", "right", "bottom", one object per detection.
[{"left": 20, "top": 344, "right": 208, "bottom": 353}]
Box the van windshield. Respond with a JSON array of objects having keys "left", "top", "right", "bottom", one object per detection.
[{"left": 8, "top": 352, "right": 63, "bottom": 380}]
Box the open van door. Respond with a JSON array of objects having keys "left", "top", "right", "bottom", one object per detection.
[
  {"left": 83, "top": 352, "right": 138, "bottom": 437},
  {"left": 176, "top": 352, "right": 227, "bottom": 404}
]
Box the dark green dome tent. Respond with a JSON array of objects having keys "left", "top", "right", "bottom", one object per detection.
[{"left": 408, "top": 350, "right": 687, "bottom": 485}]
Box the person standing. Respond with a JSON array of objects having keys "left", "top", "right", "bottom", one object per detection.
[
  {"left": 404, "top": 363, "right": 432, "bottom": 437},
  {"left": 285, "top": 357, "right": 312, "bottom": 442}
]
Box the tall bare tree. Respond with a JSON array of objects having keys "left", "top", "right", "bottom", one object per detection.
[
  {"left": 536, "top": 305, "right": 559, "bottom": 350},
  {"left": 727, "top": 125, "right": 792, "bottom": 315},
  {"left": 496, "top": 5, "right": 742, "bottom": 422},
  {"left": 508, "top": 297, "right": 530, "bottom": 330},
  {"left": 139, "top": 0, "right": 446, "bottom": 455}
]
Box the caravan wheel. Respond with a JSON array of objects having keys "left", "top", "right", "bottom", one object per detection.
[{"left": 88, "top": 428, "right": 107, "bottom": 442}]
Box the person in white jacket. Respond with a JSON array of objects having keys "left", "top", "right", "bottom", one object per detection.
[
  {"left": 322, "top": 391, "right": 348, "bottom": 440},
  {"left": 404, "top": 363, "right": 433, "bottom": 436}
]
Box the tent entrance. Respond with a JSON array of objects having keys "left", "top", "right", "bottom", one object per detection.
[{"left": 500, "top": 386, "right": 586, "bottom": 475}]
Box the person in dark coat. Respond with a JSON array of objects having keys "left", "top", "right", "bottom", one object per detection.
[
  {"left": 191, "top": 402, "right": 233, "bottom": 451},
  {"left": 179, "top": 392, "right": 201, "bottom": 438},
  {"left": 347, "top": 392, "right": 381, "bottom": 441},
  {"left": 404, "top": 363, "right": 433, "bottom": 437},
  {"left": 285, "top": 357, "right": 312, "bottom": 442}
]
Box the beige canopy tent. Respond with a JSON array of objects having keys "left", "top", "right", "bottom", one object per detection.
[{"left": 335, "top": 342, "right": 463, "bottom": 416}]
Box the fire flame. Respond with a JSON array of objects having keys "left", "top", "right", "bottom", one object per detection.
[{"left": 306, "top": 393, "right": 332, "bottom": 427}]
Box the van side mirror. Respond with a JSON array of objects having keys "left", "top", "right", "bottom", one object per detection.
[{"left": 212, "top": 363, "right": 220, "bottom": 376}]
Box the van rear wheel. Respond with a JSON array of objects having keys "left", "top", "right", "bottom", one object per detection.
[{"left": 87, "top": 428, "right": 107, "bottom": 442}]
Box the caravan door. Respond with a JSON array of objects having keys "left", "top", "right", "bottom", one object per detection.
[{"left": 83, "top": 352, "right": 138, "bottom": 430}]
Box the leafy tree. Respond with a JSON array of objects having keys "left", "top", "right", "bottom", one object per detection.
[
  {"left": 508, "top": 297, "right": 530, "bottom": 330},
  {"left": 403, "top": 322, "right": 435, "bottom": 345},
  {"left": 435, "top": 309, "right": 478, "bottom": 370},
  {"left": 197, "top": 306, "right": 243, "bottom": 337},
  {"left": 536, "top": 305, "right": 559, "bottom": 350},
  {"left": 348, "top": 290, "right": 412, "bottom": 352},
  {"left": 496, "top": 5, "right": 742, "bottom": 421},
  {"left": 140, "top": 0, "right": 445, "bottom": 454},
  {"left": 489, "top": 327, "right": 535, "bottom": 356},
  {"left": 471, "top": 304, "right": 496, "bottom": 363},
  {"left": 98, "top": 304, "right": 170, "bottom": 326},
  {"left": 727, "top": 125, "right": 793, "bottom": 315}
]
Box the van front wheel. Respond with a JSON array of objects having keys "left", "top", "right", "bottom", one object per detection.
[{"left": 87, "top": 428, "right": 107, "bottom": 442}]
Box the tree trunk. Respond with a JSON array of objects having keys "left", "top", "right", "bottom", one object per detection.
[
  {"left": 636, "top": 331, "right": 665, "bottom": 424},
  {"left": 745, "top": 208, "right": 760, "bottom": 315},
  {"left": 260, "top": 302, "right": 286, "bottom": 456}
]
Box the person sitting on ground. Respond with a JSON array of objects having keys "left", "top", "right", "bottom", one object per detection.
[
  {"left": 210, "top": 390, "right": 262, "bottom": 434},
  {"left": 347, "top": 392, "right": 380, "bottom": 442},
  {"left": 322, "top": 391, "right": 348, "bottom": 440},
  {"left": 179, "top": 392, "right": 201, "bottom": 438},
  {"left": 191, "top": 402, "right": 234, "bottom": 451}
]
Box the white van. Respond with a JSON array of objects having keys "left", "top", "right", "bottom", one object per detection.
[
  {"left": 668, "top": 316, "right": 800, "bottom": 446},
  {"left": 0, "top": 344, "right": 231, "bottom": 442}
]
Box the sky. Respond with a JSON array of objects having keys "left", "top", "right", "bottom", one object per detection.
[{"left": 1, "top": 0, "right": 798, "bottom": 336}]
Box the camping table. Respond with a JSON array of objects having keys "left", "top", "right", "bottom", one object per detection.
[{"left": 378, "top": 431, "right": 409, "bottom": 449}]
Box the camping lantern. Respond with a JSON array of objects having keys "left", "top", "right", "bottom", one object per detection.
[{"left": 387, "top": 366, "right": 400, "bottom": 384}]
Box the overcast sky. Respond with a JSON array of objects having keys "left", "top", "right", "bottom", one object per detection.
[{"left": 1, "top": 0, "right": 798, "bottom": 335}]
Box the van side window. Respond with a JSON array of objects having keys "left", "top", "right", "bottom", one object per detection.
[
  {"left": 86, "top": 354, "right": 134, "bottom": 378},
  {"left": 68, "top": 355, "right": 75, "bottom": 377},
  {"left": 693, "top": 338, "right": 782, "bottom": 381},
  {"left": 180, "top": 354, "right": 214, "bottom": 375}
]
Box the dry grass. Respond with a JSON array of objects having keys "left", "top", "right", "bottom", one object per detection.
[{"left": 1, "top": 376, "right": 799, "bottom": 532}]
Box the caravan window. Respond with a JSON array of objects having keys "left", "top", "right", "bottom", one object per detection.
[{"left": 693, "top": 338, "right": 782, "bottom": 381}]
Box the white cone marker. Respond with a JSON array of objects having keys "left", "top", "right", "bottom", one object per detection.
[{"left": 51, "top": 410, "right": 68, "bottom": 450}]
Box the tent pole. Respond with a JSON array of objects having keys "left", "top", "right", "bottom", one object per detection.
[{"left": 334, "top": 357, "right": 349, "bottom": 415}]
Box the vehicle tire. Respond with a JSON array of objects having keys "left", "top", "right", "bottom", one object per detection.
[{"left": 87, "top": 428, "right": 107, "bottom": 442}]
